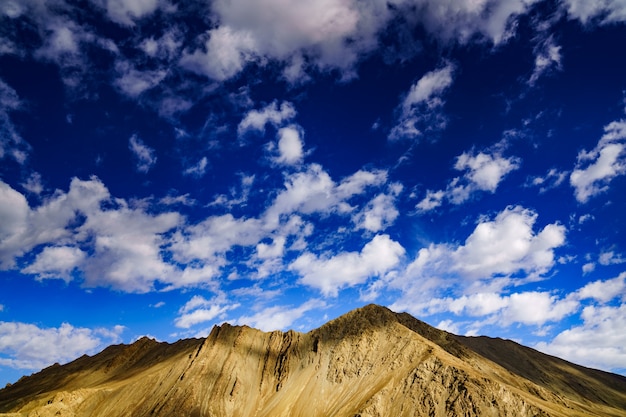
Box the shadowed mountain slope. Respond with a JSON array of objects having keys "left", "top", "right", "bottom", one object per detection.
[{"left": 1, "top": 304, "right": 625, "bottom": 417}]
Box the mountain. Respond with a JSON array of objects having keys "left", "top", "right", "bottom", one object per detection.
[{"left": 1, "top": 304, "right": 625, "bottom": 417}]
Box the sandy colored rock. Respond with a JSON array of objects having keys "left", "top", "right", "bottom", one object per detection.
[{"left": 1, "top": 304, "right": 625, "bottom": 416}]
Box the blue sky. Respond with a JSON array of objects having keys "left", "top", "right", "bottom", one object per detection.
[{"left": 1, "top": 0, "right": 626, "bottom": 386}]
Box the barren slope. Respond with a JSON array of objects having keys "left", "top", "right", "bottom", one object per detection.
[{"left": 1, "top": 304, "right": 625, "bottom": 417}]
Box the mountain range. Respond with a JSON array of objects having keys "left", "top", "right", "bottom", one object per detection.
[{"left": 1, "top": 304, "right": 625, "bottom": 416}]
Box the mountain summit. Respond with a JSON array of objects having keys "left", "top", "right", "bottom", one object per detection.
[{"left": 1, "top": 304, "right": 625, "bottom": 416}]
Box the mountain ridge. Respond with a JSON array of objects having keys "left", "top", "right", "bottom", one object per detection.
[{"left": 1, "top": 304, "right": 625, "bottom": 417}]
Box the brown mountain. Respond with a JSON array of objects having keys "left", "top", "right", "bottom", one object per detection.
[{"left": 1, "top": 304, "right": 625, "bottom": 417}]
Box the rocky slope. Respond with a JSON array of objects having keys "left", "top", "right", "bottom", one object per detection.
[{"left": 1, "top": 304, "right": 625, "bottom": 417}]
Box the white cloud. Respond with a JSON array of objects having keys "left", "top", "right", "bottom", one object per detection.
[
  {"left": 256, "top": 236, "right": 286, "bottom": 259},
  {"left": 436, "top": 319, "right": 460, "bottom": 334},
  {"left": 576, "top": 272, "right": 626, "bottom": 303},
  {"left": 0, "top": 78, "right": 29, "bottom": 164},
  {"left": 35, "top": 20, "right": 83, "bottom": 59},
  {"left": 417, "top": 145, "right": 520, "bottom": 211},
  {"left": 570, "top": 118, "right": 626, "bottom": 202},
  {"left": 528, "top": 35, "right": 562, "bottom": 86},
  {"left": 391, "top": 206, "right": 566, "bottom": 314},
  {"left": 599, "top": 250, "right": 625, "bottom": 266},
  {"left": 452, "top": 206, "right": 565, "bottom": 279},
  {"left": 78, "top": 203, "right": 181, "bottom": 292},
  {"left": 414, "top": 0, "right": 537, "bottom": 45},
  {"left": 453, "top": 150, "right": 520, "bottom": 194},
  {"left": 31, "top": 16, "right": 110, "bottom": 90},
  {"left": 159, "top": 193, "right": 196, "bottom": 206},
  {"left": 563, "top": 0, "right": 626, "bottom": 23},
  {"left": 415, "top": 189, "right": 445, "bottom": 211},
  {"left": 527, "top": 167, "right": 568, "bottom": 193},
  {"left": 1, "top": 177, "right": 184, "bottom": 292},
  {"left": 499, "top": 291, "right": 578, "bottom": 325},
  {"left": 174, "top": 295, "right": 238, "bottom": 329},
  {"left": 352, "top": 184, "right": 402, "bottom": 232},
  {"left": 181, "top": 0, "right": 367, "bottom": 81},
  {"left": 157, "top": 95, "right": 194, "bottom": 118},
  {"left": 290, "top": 234, "right": 405, "bottom": 297},
  {"left": 128, "top": 134, "right": 157, "bottom": 173},
  {"left": 582, "top": 262, "right": 596, "bottom": 275},
  {"left": 274, "top": 125, "right": 304, "bottom": 165},
  {"left": 447, "top": 292, "right": 509, "bottom": 316},
  {"left": 0, "top": 179, "right": 83, "bottom": 268},
  {"left": 0, "top": 321, "right": 123, "bottom": 370},
  {"left": 97, "top": 0, "right": 162, "bottom": 26},
  {"left": 140, "top": 28, "right": 183, "bottom": 60},
  {"left": 114, "top": 60, "right": 167, "bottom": 98},
  {"left": 20, "top": 172, "right": 44, "bottom": 195},
  {"left": 433, "top": 291, "right": 578, "bottom": 326},
  {"left": 179, "top": 0, "right": 538, "bottom": 82},
  {"left": 180, "top": 25, "right": 258, "bottom": 81},
  {"left": 536, "top": 303, "right": 626, "bottom": 372},
  {"left": 237, "top": 299, "right": 324, "bottom": 331},
  {"left": 264, "top": 164, "right": 388, "bottom": 226},
  {"left": 403, "top": 64, "right": 455, "bottom": 109},
  {"left": 22, "top": 246, "right": 86, "bottom": 282},
  {"left": 389, "top": 64, "right": 454, "bottom": 140},
  {"left": 183, "top": 157, "right": 208, "bottom": 177},
  {"left": 171, "top": 214, "right": 264, "bottom": 263},
  {"left": 237, "top": 101, "right": 296, "bottom": 136}
]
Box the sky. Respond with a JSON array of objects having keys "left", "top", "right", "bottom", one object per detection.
[{"left": 0, "top": 0, "right": 625, "bottom": 386}]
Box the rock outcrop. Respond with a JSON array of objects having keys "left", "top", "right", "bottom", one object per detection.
[{"left": 1, "top": 304, "right": 625, "bottom": 417}]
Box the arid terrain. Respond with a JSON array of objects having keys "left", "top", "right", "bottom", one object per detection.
[{"left": 1, "top": 304, "right": 625, "bottom": 416}]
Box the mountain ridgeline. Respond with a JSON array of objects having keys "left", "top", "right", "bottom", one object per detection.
[{"left": 1, "top": 304, "right": 625, "bottom": 416}]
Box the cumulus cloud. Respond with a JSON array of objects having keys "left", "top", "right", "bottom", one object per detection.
[
  {"left": 404, "top": 272, "right": 626, "bottom": 333},
  {"left": 237, "top": 101, "right": 296, "bottom": 136},
  {"left": 352, "top": 184, "right": 402, "bottom": 232},
  {"left": 1, "top": 177, "right": 183, "bottom": 292},
  {"left": 171, "top": 214, "right": 264, "bottom": 265},
  {"left": 389, "top": 64, "right": 454, "bottom": 140},
  {"left": 452, "top": 206, "right": 565, "bottom": 279},
  {"left": 570, "top": 118, "right": 626, "bottom": 202},
  {"left": 169, "top": 162, "right": 391, "bottom": 286},
  {"left": 237, "top": 298, "right": 324, "bottom": 331},
  {"left": 95, "top": 0, "right": 162, "bottom": 26},
  {"left": 180, "top": 0, "right": 366, "bottom": 81},
  {"left": 536, "top": 303, "right": 626, "bottom": 372},
  {"left": 180, "top": 25, "right": 258, "bottom": 81},
  {"left": 174, "top": 295, "right": 238, "bottom": 329},
  {"left": 562, "top": 0, "right": 626, "bottom": 23},
  {"left": 417, "top": 144, "right": 520, "bottom": 211},
  {"left": 430, "top": 291, "right": 578, "bottom": 326},
  {"left": 392, "top": 205, "right": 566, "bottom": 313},
  {"left": 598, "top": 250, "right": 626, "bottom": 266},
  {"left": 129, "top": 134, "right": 157, "bottom": 173},
  {"left": 0, "top": 321, "right": 124, "bottom": 370},
  {"left": 290, "top": 234, "right": 405, "bottom": 297},
  {"left": 264, "top": 164, "right": 388, "bottom": 227},
  {"left": 576, "top": 272, "right": 626, "bottom": 303},
  {"left": 178, "top": 0, "right": 540, "bottom": 82},
  {"left": 22, "top": 246, "right": 86, "bottom": 282},
  {"left": 537, "top": 273, "right": 626, "bottom": 373},
  {"left": 273, "top": 125, "right": 304, "bottom": 165}
]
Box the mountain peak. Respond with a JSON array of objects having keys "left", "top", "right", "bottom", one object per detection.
[{"left": 1, "top": 305, "right": 625, "bottom": 417}]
